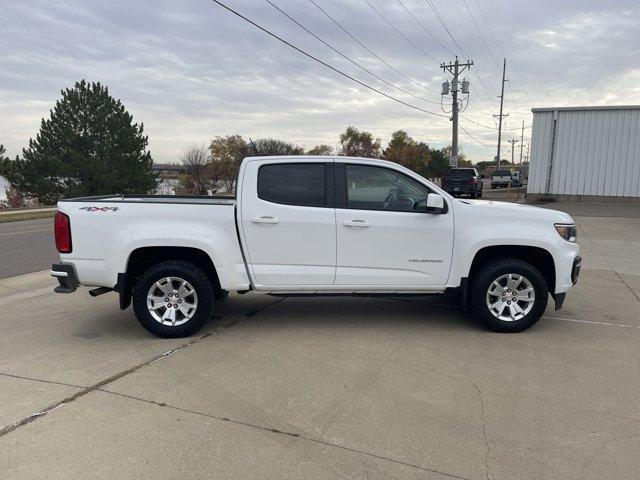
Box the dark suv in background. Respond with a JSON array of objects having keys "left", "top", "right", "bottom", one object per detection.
[{"left": 440, "top": 168, "right": 483, "bottom": 198}]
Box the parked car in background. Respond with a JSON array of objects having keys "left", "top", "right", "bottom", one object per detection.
[
  {"left": 51, "top": 156, "right": 581, "bottom": 337},
  {"left": 440, "top": 168, "right": 483, "bottom": 198},
  {"left": 491, "top": 169, "right": 513, "bottom": 189},
  {"left": 511, "top": 170, "right": 523, "bottom": 187}
]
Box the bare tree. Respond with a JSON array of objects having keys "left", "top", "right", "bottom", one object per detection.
[{"left": 178, "top": 144, "right": 214, "bottom": 195}]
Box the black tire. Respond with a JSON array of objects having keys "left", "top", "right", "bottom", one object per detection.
[
  {"left": 470, "top": 191, "right": 477, "bottom": 199},
  {"left": 132, "top": 260, "right": 215, "bottom": 338},
  {"left": 477, "top": 189, "right": 483, "bottom": 198},
  {"left": 470, "top": 258, "right": 548, "bottom": 333}
]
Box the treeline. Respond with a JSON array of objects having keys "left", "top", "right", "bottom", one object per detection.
[
  {"left": 0, "top": 79, "right": 472, "bottom": 206},
  {"left": 177, "top": 126, "right": 471, "bottom": 195}
]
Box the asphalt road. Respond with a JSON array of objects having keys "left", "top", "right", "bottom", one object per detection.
[{"left": 0, "top": 218, "right": 58, "bottom": 279}]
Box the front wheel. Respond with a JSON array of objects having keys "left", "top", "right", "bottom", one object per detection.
[
  {"left": 471, "top": 258, "right": 548, "bottom": 332},
  {"left": 132, "top": 260, "right": 215, "bottom": 338}
]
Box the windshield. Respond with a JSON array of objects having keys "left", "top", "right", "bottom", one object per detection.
[{"left": 494, "top": 170, "right": 511, "bottom": 176}]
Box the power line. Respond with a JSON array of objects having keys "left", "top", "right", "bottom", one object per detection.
[
  {"left": 460, "top": 114, "right": 495, "bottom": 130},
  {"left": 421, "top": 0, "right": 498, "bottom": 109},
  {"left": 209, "top": 0, "right": 448, "bottom": 118},
  {"left": 473, "top": 0, "right": 504, "bottom": 58},
  {"left": 266, "top": 0, "right": 441, "bottom": 105},
  {"left": 308, "top": 0, "right": 439, "bottom": 94},
  {"left": 460, "top": 124, "right": 491, "bottom": 147},
  {"left": 460, "top": 114, "right": 530, "bottom": 131},
  {"left": 460, "top": 115, "right": 531, "bottom": 130},
  {"left": 461, "top": 0, "right": 501, "bottom": 71},
  {"left": 423, "top": 0, "right": 469, "bottom": 57},
  {"left": 363, "top": 0, "right": 438, "bottom": 62},
  {"left": 397, "top": 0, "right": 453, "bottom": 55}
]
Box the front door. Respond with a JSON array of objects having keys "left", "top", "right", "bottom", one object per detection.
[
  {"left": 334, "top": 163, "right": 454, "bottom": 287},
  {"left": 239, "top": 160, "right": 336, "bottom": 286}
]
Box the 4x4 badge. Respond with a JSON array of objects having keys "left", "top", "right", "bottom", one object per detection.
[{"left": 79, "top": 206, "right": 119, "bottom": 212}]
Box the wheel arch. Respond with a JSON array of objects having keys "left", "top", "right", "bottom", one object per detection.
[
  {"left": 117, "top": 246, "right": 221, "bottom": 310},
  {"left": 468, "top": 245, "right": 556, "bottom": 294}
]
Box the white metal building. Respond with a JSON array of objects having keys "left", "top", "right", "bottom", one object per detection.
[{"left": 527, "top": 106, "right": 640, "bottom": 200}]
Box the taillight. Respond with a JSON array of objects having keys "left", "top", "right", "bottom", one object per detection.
[{"left": 54, "top": 212, "right": 72, "bottom": 253}]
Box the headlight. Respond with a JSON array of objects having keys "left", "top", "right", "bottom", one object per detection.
[{"left": 555, "top": 223, "right": 577, "bottom": 242}]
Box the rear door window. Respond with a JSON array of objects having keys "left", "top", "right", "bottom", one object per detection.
[{"left": 258, "top": 163, "right": 327, "bottom": 207}]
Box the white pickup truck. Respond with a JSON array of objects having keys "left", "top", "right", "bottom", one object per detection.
[{"left": 52, "top": 156, "right": 581, "bottom": 337}]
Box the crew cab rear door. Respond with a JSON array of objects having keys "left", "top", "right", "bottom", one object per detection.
[
  {"left": 238, "top": 158, "right": 336, "bottom": 286},
  {"left": 334, "top": 162, "right": 453, "bottom": 287}
]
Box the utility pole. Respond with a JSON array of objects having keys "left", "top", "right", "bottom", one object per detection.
[
  {"left": 441, "top": 57, "right": 473, "bottom": 168},
  {"left": 519, "top": 120, "right": 524, "bottom": 164},
  {"left": 493, "top": 58, "right": 508, "bottom": 169},
  {"left": 508, "top": 138, "right": 519, "bottom": 165},
  {"left": 507, "top": 137, "right": 520, "bottom": 200}
]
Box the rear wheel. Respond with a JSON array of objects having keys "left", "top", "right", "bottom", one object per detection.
[
  {"left": 471, "top": 258, "right": 548, "bottom": 332},
  {"left": 132, "top": 260, "right": 215, "bottom": 338}
]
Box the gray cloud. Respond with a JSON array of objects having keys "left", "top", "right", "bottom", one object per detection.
[{"left": 1, "top": 0, "right": 639, "bottom": 163}]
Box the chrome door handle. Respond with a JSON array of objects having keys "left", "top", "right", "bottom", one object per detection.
[
  {"left": 252, "top": 216, "right": 280, "bottom": 224},
  {"left": 343, "top": 219, "right": 370, "bottom": 228}
]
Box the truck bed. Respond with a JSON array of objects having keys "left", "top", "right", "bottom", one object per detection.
[{"left": 56, "top": 194, "right": 247, "bottom": 290}]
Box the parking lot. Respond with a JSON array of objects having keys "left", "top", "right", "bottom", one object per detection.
[{"left": 1, "top": 203, "right": 639, "bottom": 479}]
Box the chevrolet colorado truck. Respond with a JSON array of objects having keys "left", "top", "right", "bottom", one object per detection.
[{"left": 51, "top": 156, "right": 581, "bottom": 337}]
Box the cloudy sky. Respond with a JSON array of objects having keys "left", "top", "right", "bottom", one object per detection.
[{"left": 2, "top": 0, "right": 639, "bottom": 163}]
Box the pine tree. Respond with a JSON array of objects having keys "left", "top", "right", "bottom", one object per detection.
[{"left": 7, "top": 80, "right": 156, "bottom": 204}]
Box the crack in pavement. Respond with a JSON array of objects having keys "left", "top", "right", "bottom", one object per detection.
[
  {"left": 579, "top": 226, "right": 640, "bottom": 303},
  {"left": 544, "top": 315, "right": 640, "bottom": 330},
  {"left": 0, "top": 372, "right": 84, "bottom": 389},
  {"left": 0, "top": 319, "right": 239, "bottom": 438},
  {"left": 243, "top": 296, "right": 287, "bottom": 317},
  {"left": 471, "top": 381, "right": 490, "bottom": 480},
  {"left": 93, "top": 388, "right": 471, "bottom": 480}
]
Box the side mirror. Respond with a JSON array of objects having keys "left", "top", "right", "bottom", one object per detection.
[{"left": 425, "top": 193, "right": 445, "bottom": 214}]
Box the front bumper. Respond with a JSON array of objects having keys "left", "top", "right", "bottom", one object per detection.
[
  {"left": 51, "top": 263, "right": 79, "bottom": 293},
  {"left": 571, "top": 255, "right": 582, "bottom": 285},
  {"left": 553, "top": 254, "right": 582, "bottom": 310}
]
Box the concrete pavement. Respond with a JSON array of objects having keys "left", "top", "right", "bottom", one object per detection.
[{"left": 1, "top": 210, "right": 639, "bottom": 479}]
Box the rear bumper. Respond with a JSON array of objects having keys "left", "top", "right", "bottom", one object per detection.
[
  {"left": 51, "top": 263, "right": 79, "bottom": 293},
  {"left": 442, "top": 185, "right": 478, "bottom": 194}
]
